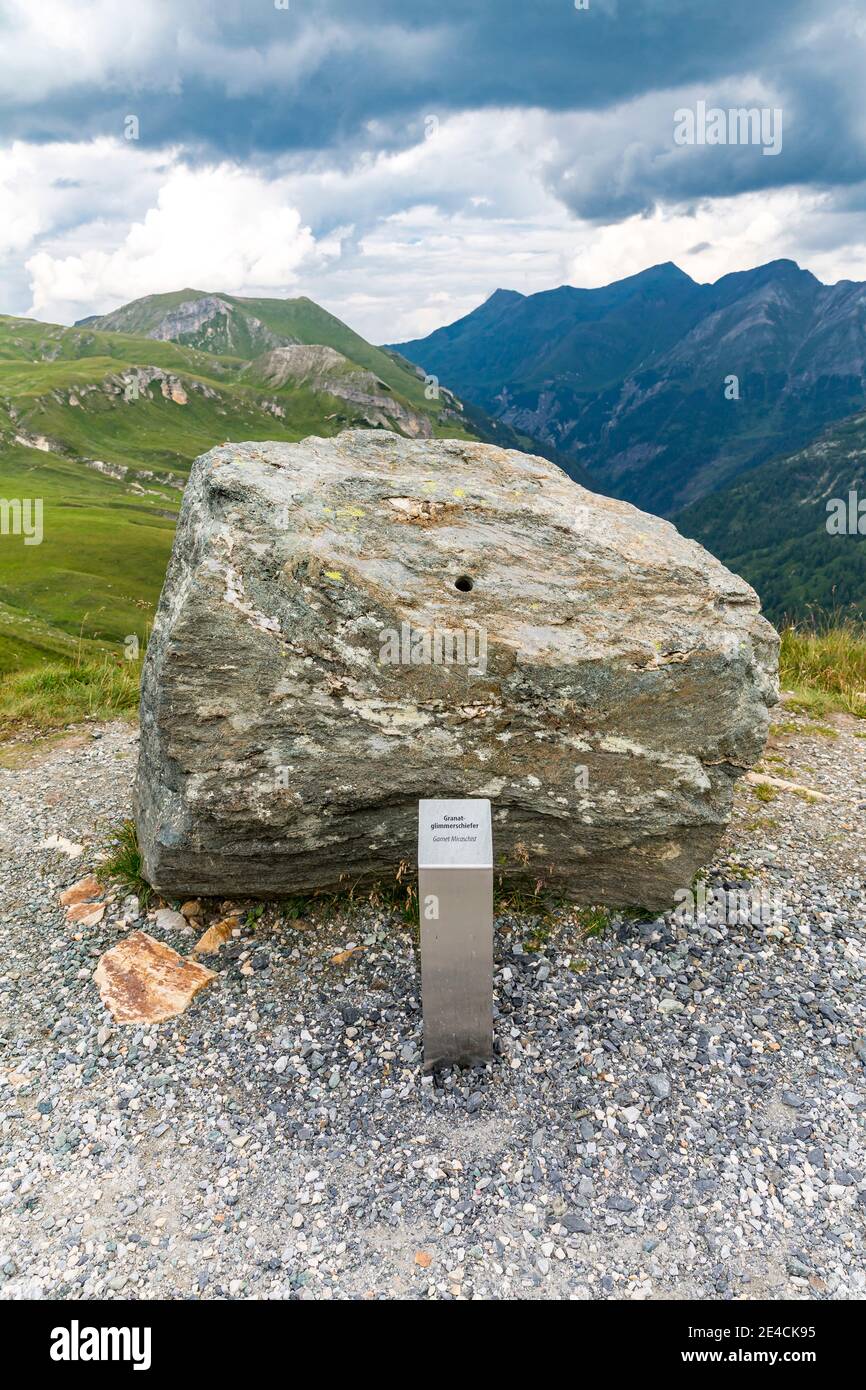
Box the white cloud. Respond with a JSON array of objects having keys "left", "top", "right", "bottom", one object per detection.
[
  {"left": 0, "top": 0, "right": 177, "bottom": 103},
  {"left": 0, "top": 139, "right": 165, "bottom": 260},
  {"left": 5, "top": 107, "right": 866, "bottom": 342},
  {"left": 24, "top": 162, "right": 327, "bottom": 321},
  {"left": 563, "top": 188, "right": 866, "bottom": 290}
]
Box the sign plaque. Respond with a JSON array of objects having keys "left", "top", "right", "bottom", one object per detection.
[{"left": 418, "top": 798, "right": 493, "bottom": 1069}]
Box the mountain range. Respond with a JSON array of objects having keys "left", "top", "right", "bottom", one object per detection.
[
  {"left": 0, "top": 290, "right": 553, "bottom": 672},
  {"left": 3, "top": 263, "right": 865, "bottom": 675},
  {"left": 394, "top": 261, "right": 866, "bottom": 510},
  {"left": 394, "top": 259, "right": 866, "bottom": 621}
]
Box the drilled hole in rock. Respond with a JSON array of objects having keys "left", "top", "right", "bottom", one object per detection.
[{"left": 454, "top": 575, "right": 474, "bottom": 592}]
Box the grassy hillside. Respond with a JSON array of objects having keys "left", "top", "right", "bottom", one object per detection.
[
  {"left": 0, "top": 292, "right": 561, "bottom": 677},
  {"left": 0, "top": 313, "right": 238, "bottom": 376},
  {"left": 0, "top": 439, "right": 176, "bottom": 671},
  {"left": 0, "top": 301, "right": 484, "bottom": 673},
  {"left": 81, "top": 290, "right": 457, "bottom": 414}
]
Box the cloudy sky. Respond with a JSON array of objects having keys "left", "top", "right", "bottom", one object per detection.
[{"left": 1, "top": 0, "right": 865, "bottom": 342}]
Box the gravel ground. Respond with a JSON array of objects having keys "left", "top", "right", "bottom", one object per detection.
[{"left": 0, "top": 708, "right": 864, "bottom": 1301}]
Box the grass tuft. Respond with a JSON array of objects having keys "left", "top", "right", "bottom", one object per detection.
[
  {"left": 573, "top": 905, "right": 613, "bottom": 938},
  {"left": 779, "top": 619, "right": 866, "bottom": 717},
  {"left": 0, "top": 655, "right": 141, "bottom": 736},
  {"left": 97, "top": 818, "right": 151, "bottom": 907},
  {"left": 751, "top": 781, "right": 779, "bottom": 803}
]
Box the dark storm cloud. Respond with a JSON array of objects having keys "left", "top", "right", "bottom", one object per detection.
[
  {"left": 1, "top": 0, "right": 864, "bottom": 221},
  {"left": 539, "top": 6, "right": 866, "bottom": 221},
  {"left": 0, "top": 0, "right": 812, "bottom": 148}
]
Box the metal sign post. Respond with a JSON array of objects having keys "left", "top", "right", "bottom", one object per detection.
[{"left": 418, "top": 798, "right": 493, "bottom": 1070}]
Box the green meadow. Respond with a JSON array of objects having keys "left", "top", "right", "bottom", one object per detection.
[{"left": 0, "top": 299, "right": 477, "bottom": 677}]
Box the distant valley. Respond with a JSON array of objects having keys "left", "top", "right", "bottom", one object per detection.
[
  {"left": 677, "top": 408, "right": 866, "bottom": 621},
  {"left": 394, "top": 259, "right": 866, "bottom": 621}
]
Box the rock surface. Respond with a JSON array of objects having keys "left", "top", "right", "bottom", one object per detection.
[
  {"left": 251, "top": 346, "right": 433, "bottom": 436},
  {"left": 93, "top": 930, "right": 215, "bottom": 1024},
  {"left": 134, "top": 430, "right": 778, "bottom": 904}
]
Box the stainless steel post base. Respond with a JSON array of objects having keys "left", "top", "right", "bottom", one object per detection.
[{"left": 418, "top": 799, "right": 494, "bottom": 1070}]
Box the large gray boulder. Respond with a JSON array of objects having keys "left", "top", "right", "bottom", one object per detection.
[{"left": 134, "top": 430, "right": 778, "bottom": 906}]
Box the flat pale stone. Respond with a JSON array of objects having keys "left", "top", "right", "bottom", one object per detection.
[
  {"left": 93, "top": 930, "right": 215, "bottom": 1024},
  {"left": 40, "top": 834, "right": 83, "bottom": 858},
  {"left": 153, "top": 907, "right": 190, "bottom": 933},
  {"left": 192, "top": 917, "right": 237, "bottom": 955},
  {"left": 66, "top": 901, "right": 105, "bottom": 927},
  {"left": 135, "top": 431, "right": 778, "bottom": 907},
  {"left": 745, "top": 771, "right": 830, "bottom": 801},
  {"left": 59, "top": 875, "right": 102, "bottom": 908}
]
